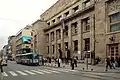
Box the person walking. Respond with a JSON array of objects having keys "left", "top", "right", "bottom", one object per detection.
[
  {"left": 57, "top": 57, "right": 61, "bottom": 67},
  {"left": 111, "top": 57, "right": 115, "bottom": 69},
  {"left": 74, "top": 57, "right": 77, "bottom": 67},
  {"left": 106, "top": 56, "right": 112, "bottom": 69},
  {"left": 0, "top": 56, "right": 3, "bottom": 72}
]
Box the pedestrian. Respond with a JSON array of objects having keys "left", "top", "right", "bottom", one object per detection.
[
  {"left": 106, "top": 56, "right": 112, "bottom": 69},
  {"left": 71, "top": 58, "right": 74, "bottom": 70},
  {"left": 74, "top": 57, "right": 77, "bottom": 67},
  {"left": 111, "top": 57, "right": 115, "bottom": 69},
  {"left": 57, "top": 57, "right": 61, "bottom": 67},
  {"left": 0, "top": 56, "right": 3, "bottom": 72}
]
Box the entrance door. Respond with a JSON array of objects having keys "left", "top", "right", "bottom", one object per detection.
[{"left": 110, "top": 44, "right": 119, "bottom": 59}]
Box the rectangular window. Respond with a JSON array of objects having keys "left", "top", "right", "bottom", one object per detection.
[
  {"left": 82, "top": 17, "right": 90, "bottom": 32},
  {"left": 64, "top": 25, "right": 68, "bottom": 37},
  {"left": 84, "top": 38, "right": 90, "bottom": 51},
  {"left": 72, "top": 22, "right": 78, "bottom": 35},
  {"left": 52, "top": 19, "right": 55, "bottom": 23},
  {"left": 110, "top": 12, "right": 120, "bottom": 23},
  {"left": 46, "top": 34, "right": 49, "bottom": 42},
  {"left": 83, "top": 0, "right": 90, "bottom": 8},
  {"left": 73, "top": 40, "right": 78, "bottom": 51},
  {"left": 52, "top": 45, "right": 55, "bottom": 54},
  {"left": 65, "top": 11, "right": 69, "bottom": 17},
  {"left": 110, "top": 12, "right": 120, "bottom": 32},
  {"left": 51, "top": 32, "right": 54, "bottom": 41},
  {"left": 47, "top": 22, "right": 50, "bottom": 25},
  {"left": 65, "top": 42, "right": 68, "bottom": 49},
  {"left": 73, "top": 6, "right": 79, "bottom": 12},
  {"left": 58, "top": 15, "right": 62, "bottom": 21},
  {"left": 47, "top": 46, "right": 49, "bottom": 54},
  {"left": 56, "top": 29, "right": 61, "bottom": 39},
  {"left": 58, "top": 43, "right": 61, "bottom": 49}
]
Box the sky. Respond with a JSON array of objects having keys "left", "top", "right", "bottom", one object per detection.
[{"left": 0, "top": 0, "right": 58, "bottom": 49}]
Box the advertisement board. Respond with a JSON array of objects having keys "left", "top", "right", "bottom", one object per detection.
[{"left": 22, "top": 36, "right": 32, "bottom": 43}]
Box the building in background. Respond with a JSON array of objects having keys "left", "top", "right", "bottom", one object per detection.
[
  {"left": 8, "top": 35, "right": 16, "bottom": 59},
  {"left": 31, "top": 20, "right": 48, "bottom": 56},
  {"left": 2, "top": 45, "right": 8, "bottom": 56},
  {"left": 16, "top": 25, "right": 33, "bottom": 54}
]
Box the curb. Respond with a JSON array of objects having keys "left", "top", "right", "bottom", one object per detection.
[{"left": 43, "top": 64, "right": 120, "bottom": 73}]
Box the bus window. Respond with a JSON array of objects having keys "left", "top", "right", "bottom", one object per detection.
[{"left": 33, "top": 54, "right": 39, "bottom": 59}]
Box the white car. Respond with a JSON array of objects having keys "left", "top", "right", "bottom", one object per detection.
[{"left": 2, "top": 59, "right": 7, "bottom": 66}]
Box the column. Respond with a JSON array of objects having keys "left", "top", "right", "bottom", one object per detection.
[
  {"left": 68, "top": 23, "right": 72, "bottom": 58},
  {"left": 78, "top": 19, "right": 83, "bottom": 59},
  {"left": 49, "top": 33, "right": 52, "bottom": 58},
  {"left": 90, "top": 14, "right": 95, "bottom": 64},
  {"left": 54, "top": 30, "right": 57, "bottom": 58},
  {"left": 61, "top": 25, "right": 65, "bottom": 58}
]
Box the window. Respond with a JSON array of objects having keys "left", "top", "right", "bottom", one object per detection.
[
  {"left": 52, "top": 19, "right": 55, "bottom": 23},
  {"left": 52, "top": 45, "right": 55, "bottom": 54},
  {"left": 58, "top": 15, "right": 62, "bottom": 21},
  {"left": 46, "top": 34, "right": 49, "bottom": 42},
  {"left": 31, "top": 32, "right": 33, "bottom": 36},
  {"left": 65, "top": 11, "right": 69, "bottom": 17},
  {"left": 56, "top": 29, "right": 61, "bottom": 39},
  {"left": 72, "top": 22, "right": 78, "bottom": 35},
  {"left": 73, "top": 40, "right": 78, "bottom": 51},
  {"left": 64, "top": 25, "right": 68, "bottom": 37},
  {"left": 47, "top": 22, "right": 50, "bottom": 25},
  {"left": 83, "top": 0, "right": 90, "bottom": 8},
  {"left": 110, "top": 12, "right": 120, "bottom": 32},
  {"left": 47, "top": 46, "right": 49, "bottom": 54},
  {"left": 51, "top": 32, "right": 54, "bottom": 41},
  {"left": 58, "top": 43, "right": 61, "bottom": 49},
  {"left": 84, "top": 38, "right": 90, "bottom": 51},
  {"left": 73, "top": 6, "right": 79, "bottom": 12},
  {"left": 82, "top": 17, "right": 90, "bottom": 32},
  {"left": 65, "top": 42, "right": 68, "bottom": 50}
]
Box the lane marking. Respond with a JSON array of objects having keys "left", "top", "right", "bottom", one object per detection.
[
  {"left": 38, "top": 69, "right": 52, "bottom": 74},
  {"left": 44, "top": 69, "right": 60, "bottom": 73},
  {"left": 51, "top": 68, "right": 69, "bottom": 72},
  {"left": 24, "top": 70, "right": 36, "bottom": 75},
  {"left": 9, "top": 71, "right": 18, "bottom": 76},
  {"left": 64, "top": 69, "right": 78, "bottom": 72},
  {"left": 2, "top": 72, "right": 8, "bottom": 77},
  {"left": 31, "top": 70, "right": 44, "bottom": 74},
  {"left": 16, "top": 71, "right": 28, "bottom": 75}
]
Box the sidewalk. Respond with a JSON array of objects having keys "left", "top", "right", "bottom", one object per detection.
[{"left": 44, "top": 62, "right": 120, "bottom": 73}]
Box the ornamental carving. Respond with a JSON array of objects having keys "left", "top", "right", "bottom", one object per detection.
[{"left": 108, "top": 0, "right": 120, "bottom": 13}]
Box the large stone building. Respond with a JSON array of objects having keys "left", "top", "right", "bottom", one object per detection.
[
  {"left": 8, "top": 36, "right": 16, "bottom": 59},
  {"left": 16, "top": 25, "right": 33, "bottom": 54},
  {"left": 31, "top": 20, "right": 48, "bottom": 56},
  {"left": 39, "top": 0, "right": 120, "bottom": 63}
]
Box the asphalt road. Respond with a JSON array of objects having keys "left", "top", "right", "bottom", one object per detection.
[{"left": 0, "top": 61, "right": 120, "bottom": 80}]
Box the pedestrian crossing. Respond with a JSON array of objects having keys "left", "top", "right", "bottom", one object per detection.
[{"left": 1, "top": 68, "right": 79, "bottom": 77}]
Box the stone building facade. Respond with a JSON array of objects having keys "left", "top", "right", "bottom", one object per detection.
[
  {"left": 8, "top": 36, "right": 16, "bottom": 59},
  {"left": 39, "top": 0, "right": 120, "bottom": 63},
  {"left": 31, "top": 20, "right": 48, "bottom": 56},
  {"left": 16, "top": 26, "right": 33, "bottom": 54}
]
